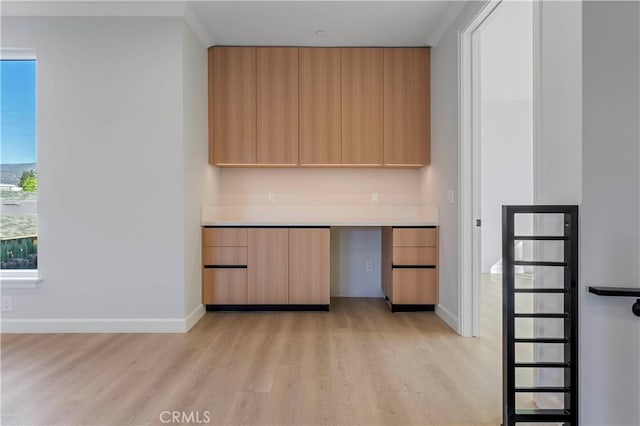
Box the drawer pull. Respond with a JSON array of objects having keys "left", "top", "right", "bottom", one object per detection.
[
  {"left": 392, "top": 264, "right": 435, "bottom": 269},
  {"left": 204, "top": 265, "right": 247, "bottom": 269}
]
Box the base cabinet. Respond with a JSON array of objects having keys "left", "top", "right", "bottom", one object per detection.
[
  {"left": 248, "top": 228, "right": 289, "bottom": 304},
  {"left": 289, "top": 228, "right": 330, "bottom": 304},
  {"left": 202, "top": 226, "right": 330, "bottom": 309},
  {"left": 382, "top": 226, "right": 439, "bottom": 310}
]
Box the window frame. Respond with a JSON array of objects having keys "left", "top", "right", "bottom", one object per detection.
[{"left": 1, "top": 49, "right": 41, "bottom": 288}]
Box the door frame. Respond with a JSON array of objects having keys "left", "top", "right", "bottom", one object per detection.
[{"left": 458, "top": 0, "right": 540, "bottom": 337}]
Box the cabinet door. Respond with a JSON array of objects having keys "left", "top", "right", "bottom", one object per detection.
[
  {"left": 256, "top": 48, "right": 298, "bottom": 165},
  {"left": 299, "top": 48, "right": 341, "bottom": 165},
  {"left": 391, "top": 269, "right": 438, "bottom": 304},
  {"left": 248, "top": 228, "right": 289, "bottom": 304},
  {"left": 211, "top": 47, "right": 257, "bottom": 165},
  {"left": 289, "top": 228, "right": 330, "bottom": 305},
  {"left": 383, "top": 48, "right": 430, "bottom": 166},
  {"left": 203, "top": 268, "right": 248, "bottom": 305},
  {"left": 341, "top": 48, "right": 383, "bottom": 165}
]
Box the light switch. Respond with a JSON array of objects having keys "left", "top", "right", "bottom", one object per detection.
[{"left": 447, "top": 190, "right": 454, "bottom": 204}]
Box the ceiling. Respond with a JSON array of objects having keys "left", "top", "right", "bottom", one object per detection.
[
  {"left": 2, "top": 1, "right": 466, "bottom": 48},
  {"left": 191, "top": 1, "right": 463, "bottom": 47}
]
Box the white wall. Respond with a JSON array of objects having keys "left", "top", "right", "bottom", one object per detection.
[
  {"left": 330, "top": 227, "right": 383, "bottom": 297},
  {"left": 427, "top": 0, "right": 583, "bottom": 331},
  {"left": 534, "top": 1, "right": 582, "bottom": 206},
  {"left": 479, "top": 2, "right": 533, "bottom": 273},
  {"left": 423, "top": 1, "right": 487, "bottom": 330},
  {"left": 581, "top": 2, "right": 640, "bottom": 424},
  {"left": 218, "top": 168, "right": 421, "bottom": 207},
  {"left": 182, "top": 22, "right": 216, "bottom": 325},
  {"left": 1, "top": 16, "right": 207, "bottom": 332}
]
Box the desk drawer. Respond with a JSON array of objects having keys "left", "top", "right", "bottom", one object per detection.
[
  {"left": 393, "top": 228, "right": 437, "bottom": 247},
  {"left": 202, "top": 228, "right": 247, "bottom": 247},
  {"left": 393, "top": 247, "right": 437, "bottom": 266},
  {"left": 203, "top": 268, "right": 247, "bottom": 304},
  {"left": 203, "top": 247, "right": 247, "bottom": 266},
  {"left": 392, "top": 269, "right": 438, "bottom": 304}
]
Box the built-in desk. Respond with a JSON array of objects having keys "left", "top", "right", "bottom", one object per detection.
[{"left": 201, "top": 207, "right": 439, "bottom": 312}]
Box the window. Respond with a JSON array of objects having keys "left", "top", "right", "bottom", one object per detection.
[{"left": 1, "top": 58, "right": 37, "bottom": 272}]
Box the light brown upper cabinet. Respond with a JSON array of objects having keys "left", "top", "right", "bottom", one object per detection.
[
  {"left": 341, "top": 48, "right": 384, "bottom": 165},
  {"left": 209, "top": 46, "right": 430, "bottom": 168},
  {"left": 210, "top": 47, "right": 257, "bottom": 165},
  {"left": 256, "top": 48, "right": 299, "bottom": 165},
  {"left": 299, "top": 48, "right": 341, "bottom": 165},
  {"left": 383, "top": 48, "right": 431, "bottom": 166}
]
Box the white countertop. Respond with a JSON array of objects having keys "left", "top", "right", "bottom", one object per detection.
[{"left": 201, "top": 205, "right": 439, "bottom": 227}]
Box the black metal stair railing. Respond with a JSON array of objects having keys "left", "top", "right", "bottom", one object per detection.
[{"left": 502, "top": 205, "right": 578, "bottom": 426}]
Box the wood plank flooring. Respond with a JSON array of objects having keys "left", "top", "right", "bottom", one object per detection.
[{"left": 2, "top": 279, "right": 512, "bottom": 425}]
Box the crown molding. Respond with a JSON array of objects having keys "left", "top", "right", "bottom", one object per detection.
[
  {"left": 183, "top": 3, "right": 214, "bottom": 47},
  {"left": 2, "top": 1, "right": 185, "bottom": 17},
  {"left": 427, "top": 1, "right": 467, "bottom": 47},
  {"left": 2, "top": 1, "right": 214, "bottom": 47}
]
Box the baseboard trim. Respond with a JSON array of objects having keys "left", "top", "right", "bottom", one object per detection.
[
  {"left": 330, "top": 292, "right": 386, "bottom": 298},
  {"left": 1, "top": 307, "right": 207, "bottom": 333},
  {"left": 435, "top": 304, "right": 458, "bottom": 333},
  {"left": 205, "top": 304, "right": 329, "bottom": 312},
  {"left": 184, "top": 304, "right": 205, "bottom": 332}
]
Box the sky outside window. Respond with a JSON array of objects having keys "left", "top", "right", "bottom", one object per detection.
[
  {"left": 1, "top": 60, "right": 37, "bottom": 165},
  {"left": 1, "top": 59, "right": 38, "bottom": 271}
]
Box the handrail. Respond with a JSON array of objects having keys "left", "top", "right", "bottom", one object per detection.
[{"left": 588, "top": 286, "right": 640, "bottom": 317}]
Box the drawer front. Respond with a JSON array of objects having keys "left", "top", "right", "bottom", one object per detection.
[
  {"left": 202, "top": 228, "right": 247, "bottom": 247},
  {"left": 393, "top": 228, "right": 437, "bottom": 247},
  {"left": 393, "top": 247, "right": 437, "bottom": 266},
  {"left": 392, "top": 268, "right": 438, "bottom": 304},
  {"left": 203, "top": 268, "right": 247, "bottom": 304},
  {"left": 202, "top": 247, "right": 247, "bottom": 266}
]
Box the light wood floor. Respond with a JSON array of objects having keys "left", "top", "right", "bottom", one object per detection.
[{"left": 2, "top": 280, "right": 510, "bottom": 426}]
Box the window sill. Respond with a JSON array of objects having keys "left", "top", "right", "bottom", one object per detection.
[{"left": 0, "top": 270, "right": 42, "bottom": 289}]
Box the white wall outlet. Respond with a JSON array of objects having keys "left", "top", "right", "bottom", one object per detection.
[
  {"left": 365, "top": 260, "right": 373, "bottom": 272},
  {"left": 447, "top": 190, "right": 455, "bottom": 204},
  {"left": 371, "top": 192, "right": 379, "bottom": 205},
  {"left": 2, "top": 296, "right": 12, "bottom": 312},
  {"left": 267, "top": 193, "right": 275, "bottom": 205}
]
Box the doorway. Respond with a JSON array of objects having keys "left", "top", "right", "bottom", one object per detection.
[{"left": 459, "top": 0, "right": 535, "bottom": 337}]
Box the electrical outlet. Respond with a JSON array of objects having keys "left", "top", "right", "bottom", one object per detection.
[
  {"left": 2, "top": 296, "right": 12, "bottom": 312},
  {"left": 371, "top": 192, "right": 379, "bottom": 205},
  {"left": 267, "top": 193, "right": 275, "bottom": 205},
  {"left": 365, "top": 260, "right": 373, "bottom": 272}
]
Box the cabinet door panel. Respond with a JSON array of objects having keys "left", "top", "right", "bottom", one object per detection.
[
  {"left": 211, "top": 47, "right": 257, "bottom": 164},
  {"left": 248, "top": 228, "right": 289, "bottom": 304},
  {"left": 392, "top": 247, "right": 437, "bottom": 266},
  {"left": 202, "top": 247, "right": 247, "bottom": 266},
  {"left": 392, "top": 269, "right": 438, "bottom": 304},
  {"left": 257, "top": 48, "right": 298, "bottom": 165},
  {"left": 203, "top": 268, "right": 248, "bottom": 305},
  {"left": 289, "top": 228, "right": 330, "bottom": 304},
  {"left": 341, "top": 48, "right": 383, "bottom": 165},
  {"left": 202, "top": 228, "right": 248, "bottom": 247},
  {"left": 299, "top": 48, "right": 341, "bottom": 165},
  {"left": 392, "top": 228, "right": 438, "bottom": 247},
  {"left": 383, "top": 48, "right": 430, "bottom": 166}
]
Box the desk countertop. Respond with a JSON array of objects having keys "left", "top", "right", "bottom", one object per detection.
[{"left": 201, "top": 205, "right": 439, "bottom": 227}]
